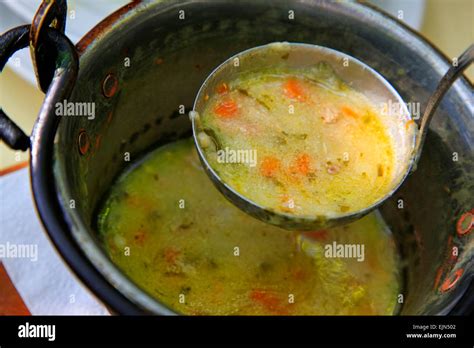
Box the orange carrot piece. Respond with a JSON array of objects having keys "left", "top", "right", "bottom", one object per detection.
[
  {"left": 126, "top": 195, "right": 153, "bottom": 210},
  {"left": 341, "top": 106, "right": 358, "bottom": 118},
  {"left": 293, "top": 153, "right": 311, "bottom": 175},
  {"left": 260, "top": 156, "right": 281, "bottom": 177},
  {"left": 249, "top": 289, "right": 289, "bottom": 314},
  {"left": 163, "top": 247, "right": 181, "bottom": 264},
  {"left": 405, "top": 119, "right": 415, "bottom": 130},
  {"left": 133, "top": 230, "right": 147, "bottom": 246},
  {"left": 302, "top": 229, "right": 328, "bottom": 241},
  {"left": 291, "top": 266, "right": 308, "bottom": 281},
  {"left": 216, "top": 82, "right": 229, "bottom": 94},
  {"left": 214, "top": 99, "right": 238, "bottom": 118},
  {"left": 283, "top": 78, "right": 306, "bottom": 101}
]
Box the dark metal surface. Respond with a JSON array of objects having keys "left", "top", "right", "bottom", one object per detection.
[
  {"left": 0, "top": 23, "right": 79, "bottom": 150},
  {"left": 0, "top": 26, "right": 31, "bottom": 150},
  {"left": 30, "top": 0, "right": 68, "bottom": 92},
  {"left": 23, "top": 21, "right": 145, "bottom": 315},
  {"left": 0, "top": 0, "right": 73, "bottom": 149},
  {"left": 0, "top": 111, "right": 30, "bottom": 151}
]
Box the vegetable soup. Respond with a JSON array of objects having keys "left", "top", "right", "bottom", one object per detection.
[
  {"left": 197, "top": 63, "right": 396, "bottom": 217},
  {"left": 98, "top": 138, "right": 400, "bottom": 315}
]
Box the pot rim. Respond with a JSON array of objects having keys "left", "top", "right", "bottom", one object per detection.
[{"left": 30, "top": 0, "right": 473, "bottom": 315}]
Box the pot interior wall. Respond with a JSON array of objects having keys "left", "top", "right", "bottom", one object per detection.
[{"left": 55, "top": 0, "right": 473, "bottom": 314}]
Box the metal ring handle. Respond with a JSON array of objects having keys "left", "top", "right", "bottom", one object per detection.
[
  {"left": 413, "top": 44, "right": 474, "bottom": 165},
  {"left": 0, "top": 26, "right": 31, "bottom": 150},
  {"left": 0, "top": 24, "right": 78, "bottom": 151},
  {"left": 30, "top": 0, "right": 68, "bottom": 92}
]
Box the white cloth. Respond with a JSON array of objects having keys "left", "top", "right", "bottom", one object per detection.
[{"left": 0, "top": 168, "right": 109, "bottom": 315}]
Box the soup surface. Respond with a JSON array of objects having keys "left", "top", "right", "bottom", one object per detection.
[
  {"left": 98, "top": 138, "right": 400, "bottom": 315},
  {"left": 197, "top": 63, "right": 396, "bottom": 217}
]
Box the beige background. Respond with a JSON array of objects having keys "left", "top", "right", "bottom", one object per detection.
[{"left": 0, "top": 0, "right": 473, "bottom": 169}]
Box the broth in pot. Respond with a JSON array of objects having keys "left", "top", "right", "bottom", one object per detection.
[{"left": 98, "top": 138, "right": 401, "bottom": 315}]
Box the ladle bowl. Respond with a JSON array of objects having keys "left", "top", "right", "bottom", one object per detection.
[{"left": 191, "top": 42, "right": 473, "bottom": 231}]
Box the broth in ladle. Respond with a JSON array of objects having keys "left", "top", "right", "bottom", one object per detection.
[{"left": 196, "top": 63, "right": 397, "bottom": 218}]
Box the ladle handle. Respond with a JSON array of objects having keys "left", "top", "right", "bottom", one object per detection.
[{"left": 414, "top": 44, "right": 474, "bottom": 164}]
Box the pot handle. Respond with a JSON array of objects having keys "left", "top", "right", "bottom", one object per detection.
[
  {"left": 0, "top": 111, "right": 30, "bottom": 151},
  {"left": 0, "top": 26, "right": 31, "bottom": 151},
  {"left": 0, "top": 24, "right": 78, "bottom": 152}
]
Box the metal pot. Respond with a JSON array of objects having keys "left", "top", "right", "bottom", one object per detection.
[{"left": 1, "top": 0, "right": 472, "bottom": 314}]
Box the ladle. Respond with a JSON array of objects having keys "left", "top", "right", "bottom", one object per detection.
[{"left": 190, "top": 42, "right": 473, "bottom": 231}]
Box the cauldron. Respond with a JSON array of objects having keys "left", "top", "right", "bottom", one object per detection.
[{"left": 2, "top": 0, "right": 473, "bottom": 314}]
